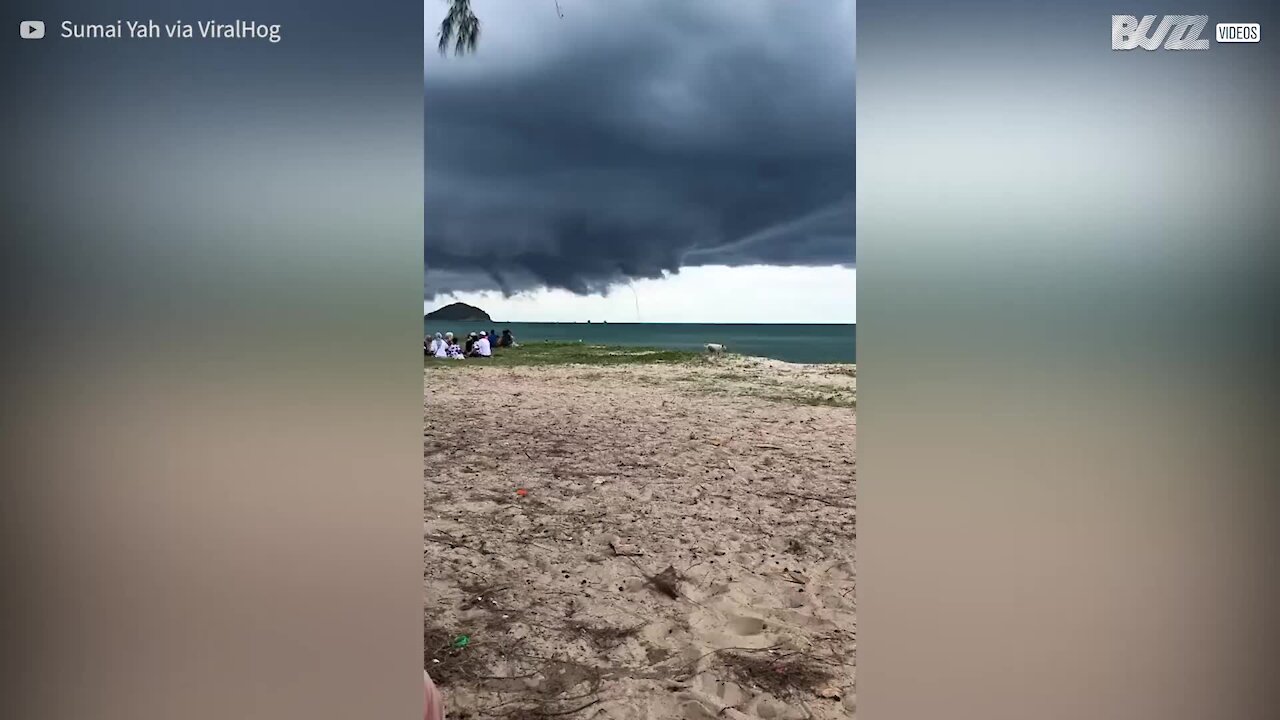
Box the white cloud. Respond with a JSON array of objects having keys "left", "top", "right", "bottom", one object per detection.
[{"left": 425, "top": 265, "right": 856, "bottom": 323}]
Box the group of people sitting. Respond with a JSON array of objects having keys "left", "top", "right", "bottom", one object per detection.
[{"left": 425, "top": 328, "right": 516, "bottom": 359}]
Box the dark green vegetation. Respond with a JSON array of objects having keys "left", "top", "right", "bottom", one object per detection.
[
  {"left": 436, "top": 0, "right": 481, "bottom": 55},
  {"left": 425, "top": 301, "right": 492, "bottom": 323},
  {"left": 424, "top": 341, "right": 699, "bottom": 367}
]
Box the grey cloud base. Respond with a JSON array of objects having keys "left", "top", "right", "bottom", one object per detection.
[{"left": 425, "top": 0, "right": 855, "bottom": 299}]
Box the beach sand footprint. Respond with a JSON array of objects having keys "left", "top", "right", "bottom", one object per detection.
[
  {"left": 727, "top": 614, "right": 769, "bottom": 636},
  {"left": 689, "top": 605, "right": 780, "bottom": 651}
]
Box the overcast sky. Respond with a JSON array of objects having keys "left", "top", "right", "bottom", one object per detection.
[{"left": 424, "top": 0, "right": 855, "bottom": 322}]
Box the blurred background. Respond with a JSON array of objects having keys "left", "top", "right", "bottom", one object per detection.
[
  {"left": 0, "top": 0, "right": 1276, "bottom": 719},
  {"left": 1, "top": 1, "right": 423, "bottom": 718},
  {"left": 859, "top": 1, "right": 1279, "bottom": 719}
]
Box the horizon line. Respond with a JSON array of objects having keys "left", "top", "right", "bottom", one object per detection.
[{"left": 423, "top": 319, "right": 856, "bottom": 326}]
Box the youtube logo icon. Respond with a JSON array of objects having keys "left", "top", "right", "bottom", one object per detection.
[{"left": 20, "top": 20, "right": 45, "bottom": 39}]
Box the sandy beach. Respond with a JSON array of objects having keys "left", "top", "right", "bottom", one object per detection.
[{"left": 424, "top": 353, "right": 856, "bottom": 719}]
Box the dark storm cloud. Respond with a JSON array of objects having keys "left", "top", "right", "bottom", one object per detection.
[{"left": 425, "top": 0, "right": 855, "bottom": 297}]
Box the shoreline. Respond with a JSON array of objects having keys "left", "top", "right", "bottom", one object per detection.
[
  {"left": 425, "top": 341, "right": 855, "bottom": 372},
  {"left": 422, "top": 329, "right": 857, "bottom": 366}
]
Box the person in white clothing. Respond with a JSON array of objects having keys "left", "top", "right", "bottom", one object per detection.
[
  {"left": 472, "top": 331, "right": 492, "bottom": 357},
  {"left": 427, "top": 332, "right": 444, "bottom": 356}
]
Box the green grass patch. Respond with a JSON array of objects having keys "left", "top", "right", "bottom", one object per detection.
[{"left": 424, "top": 341, "right": 701, "bottom": 368}]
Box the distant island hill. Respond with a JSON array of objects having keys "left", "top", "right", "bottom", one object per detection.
[
  {"left": 424, "top": 303, "right": 619, "bottom": 324},
  {"left": 424, "top": 302, "right": 492, "bottom": 323}
]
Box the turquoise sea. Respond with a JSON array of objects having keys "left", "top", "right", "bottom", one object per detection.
[{"left": 423, "top": 322, "right": 856, "bottom": 364}]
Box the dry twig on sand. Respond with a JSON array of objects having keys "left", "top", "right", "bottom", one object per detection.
[
  {"left": 720, "top": 650, "right": 837, "bottom": 699},
  {"left": 623, "top": 555, "right": 682, "bottom": 600}
]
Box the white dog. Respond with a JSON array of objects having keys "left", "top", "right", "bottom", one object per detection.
[{"left": 705, "top": 343, "right": 726, "bottom": 355}]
